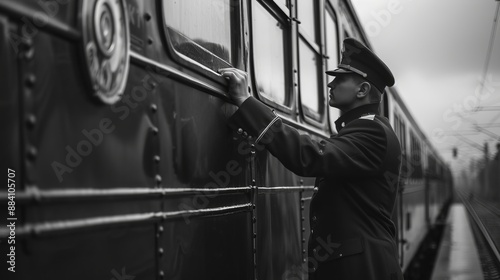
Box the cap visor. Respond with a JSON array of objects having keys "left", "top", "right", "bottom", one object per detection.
[{"left": 325, "top": 68, "right": 354, "bottom": 76}]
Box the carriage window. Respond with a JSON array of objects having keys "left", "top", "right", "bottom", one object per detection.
[
  {"left": 297, "top": 0, "right": 318, "bottom": 42},
  {"left": 298, "top": 0, "right": 323, "bottom": 122},
  {"left": 299, "top": 40, "right": 322, "bottom": 117},
  {"left": 326, "top": 9, "right": 340, "bottom": 133},
  {"left": 163, "top": 0, "right": 240, "bottom": 72},
  {"left": 252, "top": 2, "right": 289, "bottom": 105},
  {"left": 410, "top": 132, "right": 423, "bottom": 180}
]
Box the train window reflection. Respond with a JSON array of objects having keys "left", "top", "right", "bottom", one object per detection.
[
  {"left": 253, "top": 2, "right": 288, "bottom": 105},
  {"left": 299, "top": 39, "right": 322, "bottom": 119},
  {"left": 163, "top": 0, "right": 239, "bottom": 71}
]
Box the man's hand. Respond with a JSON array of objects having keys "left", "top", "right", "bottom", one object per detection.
[{"left": 219, "top": 68, "right": 251, "bottom": 107}]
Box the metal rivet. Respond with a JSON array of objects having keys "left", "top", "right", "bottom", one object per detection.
[
  {"left": 151, "top": 104, "right": 157, "bottom": 113},
  {"left": 156, "top": 174, "right": 162, "bottom": 184},
  {"left": 24, "top": 47, "right": 35, "bottom": 60},
  {"left": 144, "top": 13, "right": 152, "bottom": 21},
  {"left": 27, "top": 146, "right": 37, "bottom": 160},
  {"left": 159, "top": 270, "right": 164, "bottom": 278},
  {"left": 26, "top": 114, "right": 36, "bottom": 128},
  {"left": 237, "top": 128, "right": 243, "bottom": 134},
  {"left": 152, "top": 127, "right": 159, "bottom": 135},
  {"left": 154, "top": 155, "right": 160, "bottom": 163},
  {"left": 158, "top": 248, "right": 164, "bottom": 255},
  {"left": 26, "top": 74, "right": 36, "bottom": 87},
  {"left": 252, "top": 217, "right": 257, "bottom": 223},
  {"left": 158, "top": 225, "right": 164, "bottom": 232},
  {"left": 339, "top": 253, "right": 343, "bottom": 257}
]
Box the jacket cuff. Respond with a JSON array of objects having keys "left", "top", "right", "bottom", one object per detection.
[{"left": 228, "top": 97, "right": 279, "bottom": 143}]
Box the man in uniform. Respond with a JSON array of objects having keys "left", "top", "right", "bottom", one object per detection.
[{"left": 220, "top": 38, "right": 403, "bottom": 280}]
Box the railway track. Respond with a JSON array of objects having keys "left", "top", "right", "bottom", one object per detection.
[{"left": 458, "top": 189, "right": 500, "bottom": 279}]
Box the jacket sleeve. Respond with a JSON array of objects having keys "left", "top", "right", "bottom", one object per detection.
[{"left": 228, "top": 97, "right": 387, "bottom": 178}]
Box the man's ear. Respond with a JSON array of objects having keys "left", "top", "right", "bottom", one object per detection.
[{"left": 357, "top": 82, "right": 371, "bottom": 98}]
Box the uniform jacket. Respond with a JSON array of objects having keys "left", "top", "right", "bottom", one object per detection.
[{"left": 228, "top": 97, "right": 403, "bottom": 280}]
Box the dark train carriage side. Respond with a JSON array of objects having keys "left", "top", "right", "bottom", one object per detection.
[
  {"left": 0, "top": 0, "right": 453, "bottom": 280},
  {"left": 0, "top": 0, "right": 255, "bottom": 279}
]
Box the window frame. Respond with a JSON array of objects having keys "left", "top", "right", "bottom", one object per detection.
[
  {"left": 296, "top": 0, "right": 326, "bottom": 127},
  {"left": 249, "top": 0, "right": 294, "bottom": 114},
  {"left": 160, "top": 0, "right": 244, "bottom": 83},
  {"left": 324, "top": 4, "right": 341, "bottom": 135}
]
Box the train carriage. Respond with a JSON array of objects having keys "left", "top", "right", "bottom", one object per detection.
[{"left": 0, "top": 0, "right": 452, "bottom": 279}]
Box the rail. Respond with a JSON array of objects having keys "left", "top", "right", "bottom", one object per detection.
[{"left": 457, "top": 189, "right": 500, "bottom": 274}]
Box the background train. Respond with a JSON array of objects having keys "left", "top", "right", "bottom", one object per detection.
[{"left": 0, "top": 0, "right": 452, "bottom": 279}]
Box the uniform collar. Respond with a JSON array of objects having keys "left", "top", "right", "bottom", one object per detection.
[{"left": 335, "top": 104, "right": 380, "bottom": 132}]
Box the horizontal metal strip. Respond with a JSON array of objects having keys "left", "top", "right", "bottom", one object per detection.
[
  {"left": 258, "top": 186, "right": 315, "bottom": 194},
  {"left": 130, "top": 51, "right": 228, "bottom": 97},
  {"left": 0, "top": 186, "right": 252, "bottom": 204},
  {"left": 0, "top": 1, "right": 80, "bottom": 41},
  {"left": 278, "top": 114, "right": 329, "bottom": 138},
  {"left": 0, "top": 203, "right": 252, "bottom": 238}
]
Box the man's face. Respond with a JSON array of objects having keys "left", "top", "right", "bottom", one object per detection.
[{"left": 327, "top": 74, "right": 360, "bottom": 111}]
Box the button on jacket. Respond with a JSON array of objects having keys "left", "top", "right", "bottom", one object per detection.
[{"left": 228, "top": 97, "right": 403, "bottom": 280}]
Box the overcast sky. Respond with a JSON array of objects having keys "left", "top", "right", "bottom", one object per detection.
[{"left": 350, "top": 0, "right": 500, "bottom": 173}]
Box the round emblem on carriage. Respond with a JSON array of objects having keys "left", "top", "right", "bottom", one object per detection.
[{"left": 80, "top": 0, "right": 130, "bottom": 104}]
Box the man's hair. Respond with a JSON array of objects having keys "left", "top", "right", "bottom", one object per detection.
[{"left": 368, "top": 85, "right": 382, "bottom": 104}]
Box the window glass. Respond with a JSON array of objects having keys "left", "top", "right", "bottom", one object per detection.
[
  {"left": 297, "top": 0, "right": 317, "bottom": 41},
  {"left": 253, "top": 2, "right": 288, "bottom": 105},
  {"left": 325, "top": 11, "right": 340, "bottom": 132},
  {"left": 299, "top": 39, "right": 322, "bottom": 116},
  {"left": 163, "top": 0, "right": 239, "bottom": 71}
]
